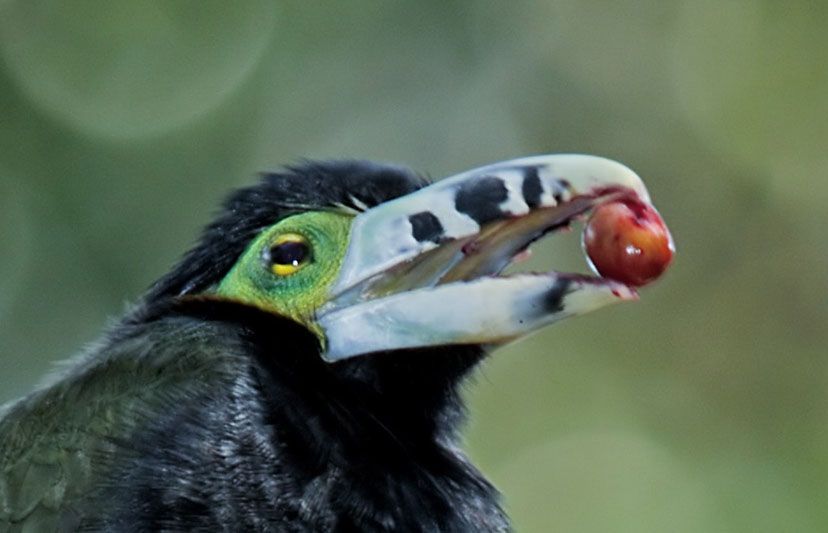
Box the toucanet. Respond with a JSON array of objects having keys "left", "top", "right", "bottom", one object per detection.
[{"left": 0, "top": 155, "right": 672, "bottom": 531}]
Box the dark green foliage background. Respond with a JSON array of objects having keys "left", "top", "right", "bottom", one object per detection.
[{"left": 1, "top": 2, "right": 826, "bottom": 531}]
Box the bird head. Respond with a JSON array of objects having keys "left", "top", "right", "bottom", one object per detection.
[{"left": 147, "top": 155, "right": 664, "bottom": 363}]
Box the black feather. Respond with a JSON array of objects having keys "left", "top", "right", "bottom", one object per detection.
[
  {"left": 7, "top": 161, "right": 509, "bottom": 532},
  {"left": 146, "top": 160, "right": 427, "bottom": 302},
  {"left": 85, "top": 299, "right": 507, "bottom": 531}
]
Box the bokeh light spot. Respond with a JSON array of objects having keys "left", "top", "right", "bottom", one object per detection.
[
  {"left": 493, "top": 430, "right": 712, "bottom": 532},
  {"left": 0, "top": 0, "right": 277, "bottom": 139}
]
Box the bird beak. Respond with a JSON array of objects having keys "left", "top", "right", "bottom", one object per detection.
[{"left": 317, "top": 154, "right": 655, "bottom": 362}]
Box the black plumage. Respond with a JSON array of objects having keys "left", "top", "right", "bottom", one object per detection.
[
  {"left": 3, "top": 151, "right": 671, "bottom": 532},
  {"left": 90, "top": 300, "right": 504, "bottom": 531},
  {"left": 1, "top": 161, "right": 508, "bottom": 531},
  {"left": 147, "top": 160, "right": 429, "bottom": 301}
]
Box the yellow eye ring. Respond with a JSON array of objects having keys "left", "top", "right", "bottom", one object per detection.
[{"left": 265, "top": 233, "right": 312, "bottom": 276}]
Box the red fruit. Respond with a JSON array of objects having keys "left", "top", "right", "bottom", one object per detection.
[{"left": 582, "top": 199, "right": 674, "bottom": 287}]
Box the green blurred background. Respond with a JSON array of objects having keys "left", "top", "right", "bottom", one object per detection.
[{"left": 1, "top": 1, "right": 826, "bottom": 531}]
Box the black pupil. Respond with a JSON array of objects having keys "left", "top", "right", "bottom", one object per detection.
[{"left": 270, "top": 241, "right": 310, "bottom": 267}]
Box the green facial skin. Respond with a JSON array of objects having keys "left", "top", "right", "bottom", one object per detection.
[{"left": 215, "top": 211, "right": 353, "bottom": 342}]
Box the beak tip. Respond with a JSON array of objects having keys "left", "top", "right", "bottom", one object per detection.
[{"left": 594, "top": 277, "right": 639, "bottom": 303}]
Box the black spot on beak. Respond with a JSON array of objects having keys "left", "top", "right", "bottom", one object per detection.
[
  {"left": 521, "top": 167, "right": 543, "bottom": 208},
  {"left": 409, "top": 211, "right": 445, "bottom": 243},
  {"left": 455, "top": 176, "right": 508, "bottom": 225},
  {"left": 543, "top": 278, "right": 572, "bottom": 314}
]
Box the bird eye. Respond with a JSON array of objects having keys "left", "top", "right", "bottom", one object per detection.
[{"left": 265, "top": 233, "right": 312, "bottom": 276}]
